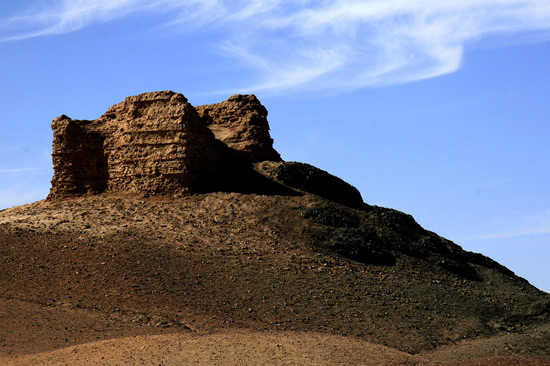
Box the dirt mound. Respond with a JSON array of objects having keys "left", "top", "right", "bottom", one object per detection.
[{"left": 1, "top": 331, "right": 422, "bottom": 366}]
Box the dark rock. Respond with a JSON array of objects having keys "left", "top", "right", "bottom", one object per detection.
[
  {"left": 327, "top": 228, "right": 395, "bottom": 265},
  {"left": 302, "top": 205, "right": 360, "bottom": 228},
  {"left": 309, "top": 226, "right": 395, "bottom": 266},
  {"left": 427, "top": 253, "right": 480, "bottom": 281},
  {"left": 274, "top": 162, "right": 365, "bottom": 209}
]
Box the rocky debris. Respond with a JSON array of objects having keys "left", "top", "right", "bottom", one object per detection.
[
  {"left": 273, "top": 162, "right": 365, "bottom": 209},
  {"left": 301, "top": 204, "right": 360, "bottom": 228},
  {"left": 366, "top": 206, "right": 525, "bottom": 281},
  {"left": 298, "top": 202, "right": 523, "bottom": 280},
  {"left": 311, "top": 226, "right": 396, "bottom": 266},
  {"left": 49, "top": 91, "right": 280, "bottom": 198}
]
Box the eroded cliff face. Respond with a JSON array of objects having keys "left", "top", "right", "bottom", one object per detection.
[{"left": 48, "top": 91, "right": 281, "bottom": 198}]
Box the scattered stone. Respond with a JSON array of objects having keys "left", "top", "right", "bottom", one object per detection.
[
  {"left": 301, "top": 205, "right": 360, "bottom": 228},
  {"left": 274, "top": 162, "right": 365, "bottom": 209}
]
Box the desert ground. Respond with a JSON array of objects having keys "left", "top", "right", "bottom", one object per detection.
[{"left": 1, "top": 189, "right": 549, "bottom": 365}]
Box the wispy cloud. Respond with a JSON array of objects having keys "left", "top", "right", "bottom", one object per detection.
[
  {"left": 461, "top": 227, "right": 550, "bottom": 241},
  {"left": 0, "top": 168, "right": 45, "bottom": 174},
  {"left": 462, "top": 179, "right": 508, "bottom": 192},
  {"left": 0, "top": 166, "right": 51, "bottom": 209},
  {"left": 459, "top": 209, "right": 550, "bottom": 241},
  {"left": 0, "top": 186, "right": 48, "bottom": 210},
  {"left": 2, "top": 0, "right": 550, "bottom": 93}
]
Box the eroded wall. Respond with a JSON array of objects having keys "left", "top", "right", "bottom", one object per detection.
[{"left": 48, "top": 91, "right": 280, "bottom": 198}]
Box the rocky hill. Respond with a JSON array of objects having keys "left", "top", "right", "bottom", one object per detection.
[{"left": 1, "top": 91, "right": 549, "bottom": 365}]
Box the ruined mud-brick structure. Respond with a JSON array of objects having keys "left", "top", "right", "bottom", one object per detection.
[{"left": 48, "top": 91, "right": 281, "bottom": 198}]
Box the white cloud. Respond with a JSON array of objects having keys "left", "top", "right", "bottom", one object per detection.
[
  {"left": 0, "top": 168, "right": 51, "bottom": 209},
  {"left": 459, "top": 209, "right": 550, "bottom": 241},
  {"left": 461, "top": 227, "right": 550, "bottom": 241},
  {"left": 0, "top": 168, "right": 44, "bottom": 174},
  {"left": 0, "top": 186, "right": 47, "bottom": 210},
  {"left": 2, "top": 0, "right": 550, "bottom": 93}
]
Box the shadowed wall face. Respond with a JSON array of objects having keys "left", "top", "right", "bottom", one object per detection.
[{"left": 50, "top": 116, "right": 107, "bottom": 196}]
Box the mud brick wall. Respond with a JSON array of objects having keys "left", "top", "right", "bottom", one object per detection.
[
  {"left": 50, "top": 116, "right": 107, "bottom": 197},
  {"left": 48, "top": 91, "right": 280, "bottom": 198},
  {"left": 196, "top": 94, "right": 281, "bottom": 163}
]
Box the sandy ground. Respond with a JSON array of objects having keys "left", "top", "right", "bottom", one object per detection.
[
  {"left": 3, "top": 330, "right": 549, "bottom": 366},
  {"left": 1, "top": 330, "right": 423, "bottom": 366}
]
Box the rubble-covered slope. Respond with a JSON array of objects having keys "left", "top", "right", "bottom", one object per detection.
[{"left": 1, "top": 91, "right": 549, "bottom": 363}]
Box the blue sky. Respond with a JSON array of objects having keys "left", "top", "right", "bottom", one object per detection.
[{"left": 1, "top": 0, "right": 549, "bottom": 291}]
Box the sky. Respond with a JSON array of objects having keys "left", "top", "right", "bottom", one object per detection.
[{"left": 0, "top": 0, "right": 549, "bottom": 291}]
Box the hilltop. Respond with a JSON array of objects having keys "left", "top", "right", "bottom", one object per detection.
[{"left": 0, "top": 91, "right": 549, "bottom": 365}]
